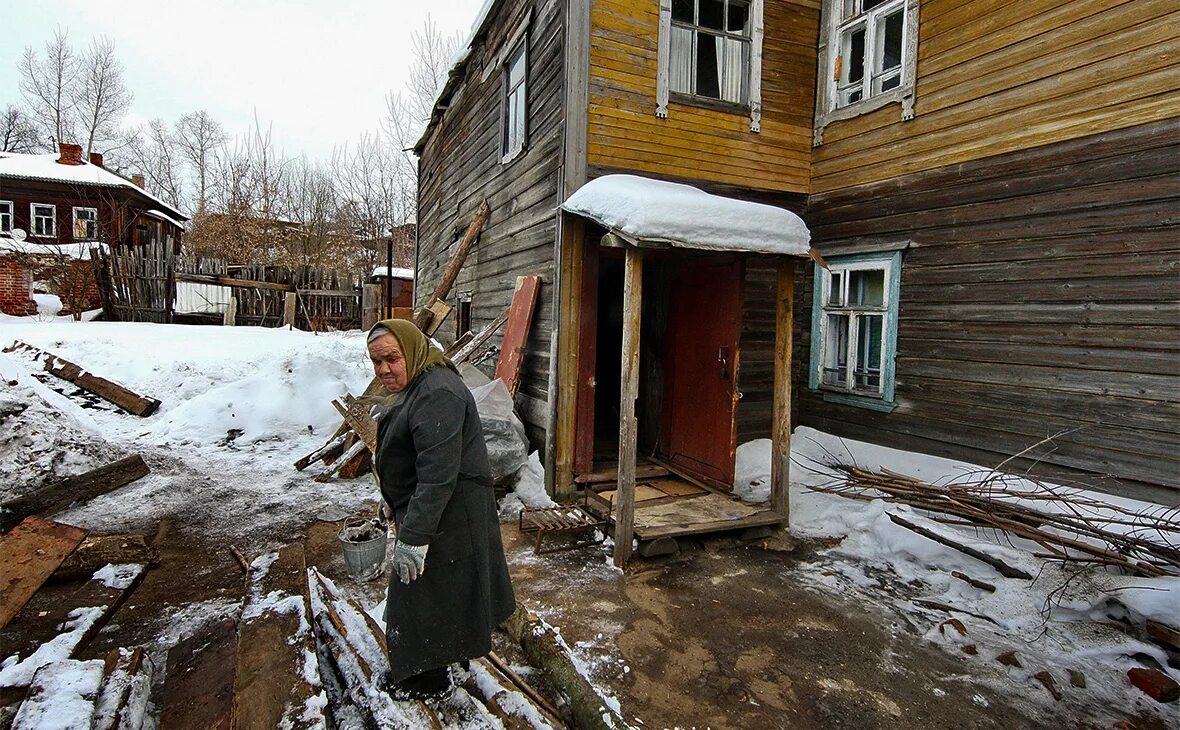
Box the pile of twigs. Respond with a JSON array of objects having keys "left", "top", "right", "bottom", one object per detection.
[{"left": 808, "top": 465, "right": 1180, "bottom": 578}]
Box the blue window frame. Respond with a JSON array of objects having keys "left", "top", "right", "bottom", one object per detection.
[{"left": 808, "top": 250, "right": 901, "bottom": 411}]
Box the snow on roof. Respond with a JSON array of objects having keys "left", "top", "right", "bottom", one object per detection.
[
  {"left": 0, "top": 152, "right": 187, "bottom": 221},
  {"left": 145, "top": 209, "right": 185, "bottom": 229},
  {"left": 561, "top": 175, "right": 812, "bottom": 256},
  {"left": 0, "top": 235, "right": 108, "bottom": 261},
  {"left": 371, "top": 266, "right": 414, "bottom": 280}
]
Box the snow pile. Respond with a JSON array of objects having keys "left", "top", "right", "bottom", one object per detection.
[
  {"left": 561, "top": 174, "right": 811, "bottom": 255},
  {"left": 499, "top": 451, "right": 558, "bottom": 520},
  {"left": 33, "top": 294, "right": 63, "bottom": 318},
  {"left": 733, "top": 438, "right": 773, "bottom": 503},
  {"left": 92, "top": 563, "right": 144, "bottom": 591},
  {"left": 9, "top": 659, "right": 105, "bottom": 729}
]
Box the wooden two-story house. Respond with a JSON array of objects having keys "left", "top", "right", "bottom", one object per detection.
[{"left": 415, "top": 0, "right": 1179, "bottom": 509}]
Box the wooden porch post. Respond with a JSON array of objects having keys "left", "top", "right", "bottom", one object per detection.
[
  {"left": 770, "top": 259, "right": 793, "bottom": 522},
  {"left": 614, "top": 246, "right": 643, "bottom": 568}
]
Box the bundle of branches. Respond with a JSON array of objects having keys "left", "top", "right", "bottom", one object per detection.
[{"left": 807, "top": 464, "right": 1180, "bottom": 578}]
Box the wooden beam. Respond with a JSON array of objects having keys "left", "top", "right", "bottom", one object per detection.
[
  {"left": 175, "top": 272, "right": 294, "bottom": 292},
  {"left": 415, "top": 199, "right": 491, "bottom": 332},
  {"left": 1, "top": 455, "right": 150, "bottom": 533},
  {"left": 553, "top": 214, "right": 585, "bottom": 500},
  {"left": 4, "top": 342, "right": 161, "bottom": 416},
  {"left": 495, "top": 275, "right": 542, "bottom": 398},
  {"left": 0, "top": 517, "right": 87, "bottom": 629},
  {"left": 613, "top": 247, "right": 643, "bottom": 568},
  {"left": 771, "top": 260, "right": 793, "bottom": 521},
  {"left": 160, "top": 618, "right": 239, "bottom": 730},
  {"left": 450, "top": 308, "right": 510, "bottom": 364},
  {"left": 283, "top": 292, "right": 297, "bottom": 329}
]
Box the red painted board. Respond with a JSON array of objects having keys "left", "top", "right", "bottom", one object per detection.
[
  {"left": 495, "top": 275, "right": 542, "bottom": 397},
  {"left": 0, "top": 516, "right": 87, "bottom": 629}
]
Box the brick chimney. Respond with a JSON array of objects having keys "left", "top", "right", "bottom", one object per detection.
[
  {"left": 88, "top": 152, "right": 104, "bottom": 167},
  {"left": 131, "top": 174, "right": 145, "bottom": 188},
  {"left": 57, "top": 143, "right": 84, "bottom": 165}
]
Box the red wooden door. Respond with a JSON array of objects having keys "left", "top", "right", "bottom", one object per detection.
[{"left": 661, "top": 257, "right": 744, "bottom": 489}]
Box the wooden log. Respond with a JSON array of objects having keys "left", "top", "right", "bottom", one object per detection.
[
  {"left": 415, "top": 199, "right": 491, "bottom": 333},
  {"left": 11, "top": 659, "right": 105, "bottom": 729},
  {"left": 8, "top": 342, "right": 160, "bottom": 417},
  {"left": 614, "top": 247, "right": 642, "bottom": 569},
  {"left": 159, "top": 618, "right": 238, "bottom": 730},
  {"left": 503, "top": 605, "right": 628, "bottom": 730},
  {"left": 313, "top": 439, "right": 368, "bottom": 483},
  {"left": 1, "top": 456, "right": 150, "bottom": 533},
  {"left": 231, "top": 542, "right": 323, "bottom": 730},
  {"left": 293, "top": 431, "right": 349, "bottom": 471},
  {"left": 485, "top": 652, "right": 564, "bottom": 724},
  {"left": 770, "top": 260, "right": 793, "bottom": 520},
  {"left": 495, "top": 275, "right": 542, "bottom": 398},
  {"left": 887, "top": 513, "right": 1033, "bottom": 580},
  {"left": 0, "top": 517, "right": 87, "bottom": 629},
  {"left": 50, "top": 534, "right": 157, "bottom": 584}
]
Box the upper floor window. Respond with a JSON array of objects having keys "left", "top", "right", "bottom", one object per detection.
[
  {"left": 809, "top": 251, "right": 901, "bottom": 411},
  {"left": 657, "top": 0, "right": 765, "bottom": 131},
  {"left": 814, "top": 0, "right": 917, "bottom": 144},
  {"left": 74, "top": 207, "right": 98, "bottom": 239},
  {"left": 502, "top": 41, "right": 528, "bottom": 162},
  {"left": 0, "top": 201, "right": 12, "bottom": 233},
  {"left": 31, "top": 203, "right": 56, "bottom": 237}
]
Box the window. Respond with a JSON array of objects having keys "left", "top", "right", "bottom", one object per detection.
[
  {"left": 73, "top": 207, "right": 98, "bottom": 239},
  {"left": 31, "top": 203, "right": 56, "bottom": 237},
  {"left": 0, "top": 201, "right": 12, "bottom": 233},
  {"left": 814, "top": 0, "right": 917, "bottom": 143},
  {"left": 502, "top": 41, "right": 527, "bottom": 161},
  {"left": 658, "top": 0, "right": 764, "bottom": 130},
  {"left": 809, "top": 251, "right": 901, "bottom": 410}
]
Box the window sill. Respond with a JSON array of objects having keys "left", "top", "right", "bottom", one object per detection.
[
  {"left": 500, "top": 145, "right": 527, "bottom": 166},
  {"left": 814, "top": 83, "right": 914, "bottom": 145},
  {"left": 669, "top": 92, "right": 750, "bottom": 117},
  {"left": 817, "top": 388, "right": 897, "bottom": 413}
]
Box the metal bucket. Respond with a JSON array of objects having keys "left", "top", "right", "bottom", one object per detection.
[{"left": 338, "top": 518, "right": 388, "bottom": 582}]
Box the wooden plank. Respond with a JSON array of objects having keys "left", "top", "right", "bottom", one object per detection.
[
  {"left": 574, "top": 463, "right": 670, "bottom": 484},
  {"left": 635, "top": 509, "right": 786, "bottom": 540},
  {"left": 451, "top": 308, "right": 510, "bottom": 364},
  {"left": 283, "top": 292, "right": 297, "bottom": 329},
  {"left": 1, "top": 456, "right": 150, "bottom": 533},
  {"left": 0, "top": 517, "right": 86, "bottom": 629},
  {"left": 160, "top": 618, "right": 238, "bottom": 730},
  {"left": 51, "top": 534, "right": 157, "bottom": 584},
  {"left": 494, "top": 275, "right": 543, "bottom": 397},
  {"left": 93, "top": 648, "right": 152, "bottom": 730},
  {"left": 231, "top": 542, "right": 322, "bottom": 730},
  {"left": 11, "top": 660, "right": 105, "bottom": 730},
  {"left": 174, "top": 273, "right": 295, "bottom": 292},
  {"left": 4, "top": 342, "right": 160, "bottom": 416},
  {"left": 613, "top": 247, "right": 643, "bottom": 568},
  {"left": 332, "top": 398, "right": 378, "bottom": 453}
]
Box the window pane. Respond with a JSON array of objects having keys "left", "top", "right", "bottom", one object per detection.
[
  {"left": 879, "top": 9, "right": 903, "bottom": 73},
  {"left": 727, "top": 0, "right": 749, "bottom": 34},
  {"left": 846, "top": 27, "right": 865, "bottom": 84},
  {"left": 828, "top": 271, "right": 844, "bottom": 306},
  {"left": 863, "top": 0, "right": 890, "bottom": 10},
  {"left": 823, "top": 314, "right": 850, "bottom": 386},
  {"left": 695, "top": 32, "right": 721, "bottom": 99},
  {"left": 718, "top": 36, "right": 747, "bottom": 103},
  {"left": 670, "top": 26, "right": 694, "bottom": 94},
  {"left": 850, "top": 269, "right": 885, "bottom": 307},
  {"left": 699, "top": 0, "right": 724, "bottom": 31},
  {"left": 672, "top": 0, "right": 694, "bottom": 23},
  {"left": 508, "top": 47, "right": 525, "bottom": 87},
  {"left": 854, "top": 314, "right": 884, "bottom": 391}
]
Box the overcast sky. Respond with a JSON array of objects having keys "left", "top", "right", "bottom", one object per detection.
[{"left": 0, "top": 0, "right": 485, "bottom": 161}]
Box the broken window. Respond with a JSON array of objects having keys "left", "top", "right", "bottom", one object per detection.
[
  {"left": 832, "top": 0, "right": 910, "bottom": 108},
  {"left": 31, "top": 203, "right": 56, "bottom": 237},
  {"left": 0, "top": 201, "right": 11, "bottom": 232},
  {"left": 73, "top": 207, "right": 98, "bottom": 239},
  {"left": 811, "top": 252, "right": 900, "bottom": 407},
  {"left": 669, "top": 0, "right": 752, "bottom": 105},
  {"left": 502, "top": 41, "right": 528, "bottom": 161}
]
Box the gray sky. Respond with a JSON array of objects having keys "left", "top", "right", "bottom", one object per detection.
[{"left": 0, "top": 0, "right": 485, "bottom": 161}]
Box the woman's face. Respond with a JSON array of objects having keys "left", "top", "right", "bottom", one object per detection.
[{"left": 368, "top": 334, "right": 409, "bottom": 393}]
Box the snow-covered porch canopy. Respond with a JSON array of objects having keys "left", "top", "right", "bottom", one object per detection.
[
  {"left": 560, "top": 174, "right": 813, "bottom": 256},
  {"left": 559, "top": 174, "right": 809, "bottom": 568}
]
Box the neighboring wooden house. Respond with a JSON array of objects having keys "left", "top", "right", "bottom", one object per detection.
[
  {"left": 415, "top": 0, "right": 1179, "bottom": 509},
  {"left": 0, "top": 144, "right": 187, "bottom": 315}
]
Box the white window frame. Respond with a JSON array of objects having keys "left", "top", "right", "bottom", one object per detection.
[
  {"left": 31, "top": 203, "right": 56, "bottom": 238},
  {"left": 73, "top": 207, "right": 98, "bottom": 240},
  {"left": 809, "top": 251, "right": 902, "bottom": 410},
  {"left": 0, "top": 201, "right": 12, "bottom": 233},
  {"left": 501, "top": 40, "right": 528, "bottom": 163},
  {"left": 814, "top": 0, "right": 918, "bottom": 145},
  {"left": 657, "top": 0, "right": 764, "bottom": 132}
]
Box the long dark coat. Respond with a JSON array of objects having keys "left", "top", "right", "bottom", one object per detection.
[{"left": 375, "top": 365, "right": 516, "bottom": 682}]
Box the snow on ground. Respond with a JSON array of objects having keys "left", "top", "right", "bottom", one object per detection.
[{"left": 735, "top": 428, "right": 1180, "bottom": 724}]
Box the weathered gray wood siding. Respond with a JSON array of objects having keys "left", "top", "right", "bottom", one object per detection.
[
  {"left": 416, "top": 0, "right": 566, "bottom": 444},
  {"left": 796, "top": 119, "right": 1180, "bottom": 504}
]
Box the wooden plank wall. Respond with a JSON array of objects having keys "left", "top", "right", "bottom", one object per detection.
[
  {"left": 798, "top": 119, "right": 1180, "bottom": 503},
  {"left": 416, "top": 0, "right": 566, "bottom": 443},
  {"left": 586, "top": 0, "right": 818, "bottom": 193},
  {"left": 812, "top": 0, "right": 1180, "bottom": 192}
]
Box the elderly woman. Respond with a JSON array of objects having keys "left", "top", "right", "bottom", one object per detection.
[{"left": 366, "top": 319, "right": 516, "bottom": 700}]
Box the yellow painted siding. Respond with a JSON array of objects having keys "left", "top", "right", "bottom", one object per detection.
[
  {"left": 587, "top": 0, "right": 818, "bottom": 193},
  {"left": 811, "top": 0, "right": 1180, "bottom": 192}
]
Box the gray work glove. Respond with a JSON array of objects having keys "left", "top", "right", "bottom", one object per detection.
[{"left": 392, "top": 541, "right": 429, "bottom": 584}]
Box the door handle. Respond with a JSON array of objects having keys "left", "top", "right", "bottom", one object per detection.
[{"left": 718, "top": 345, "right": 729, "bottom": 380}]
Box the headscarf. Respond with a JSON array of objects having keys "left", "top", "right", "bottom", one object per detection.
[{"left": 366, "top": 319, "right": 458, "bottom": 393}]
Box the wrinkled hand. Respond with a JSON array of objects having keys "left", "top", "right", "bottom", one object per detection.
[{"left": 392, "top": 541, "right": 429, "bottom": 584}]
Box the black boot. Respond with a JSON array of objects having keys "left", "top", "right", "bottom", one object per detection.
[{"left": 388, "top": 666, "right": 452, "bottom": 701}]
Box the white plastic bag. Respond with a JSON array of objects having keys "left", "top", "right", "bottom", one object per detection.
[{"left": 469, "top": 378, "right": 529, "bottom": 481}]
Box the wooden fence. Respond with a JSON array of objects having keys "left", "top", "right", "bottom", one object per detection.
[{"left": 92, "top": 237, "right": 175, "bottom": 324}]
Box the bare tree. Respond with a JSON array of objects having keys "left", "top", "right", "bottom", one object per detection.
[
  {"left": 1, "top": 106, "right": 41, "bottom": 153},
  {"left": 175, "top": 110, "right": 228, "bottom": 215},
  {"left": 277, "top": 157, "right": 348, "bottom": 269},
  {"left": 74, "top": 37, "right": 133, "bottom": 156},
  {"left": 18, "top": 28, "right": 79, "bottom": 148},
  {"left": 402, "top": 17, "right": 463, "bottom": 128},
  {"left": 125, "top": 118, "right": 185, "bottom": 211}
]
